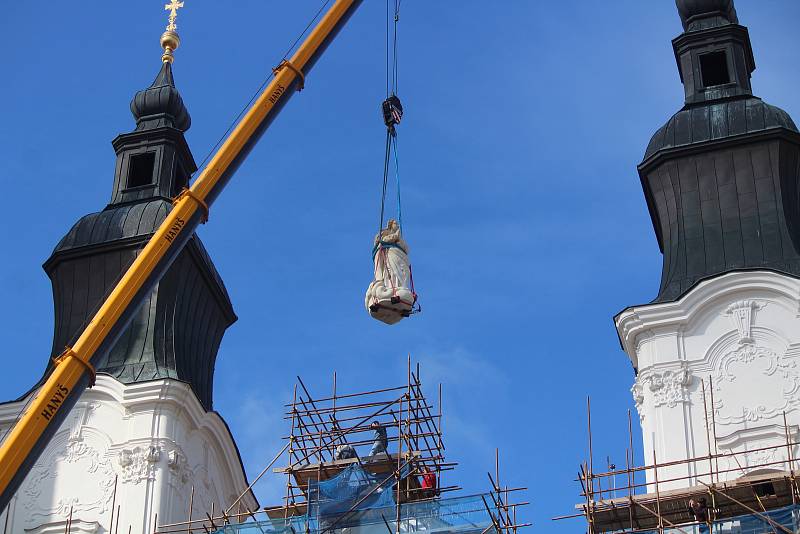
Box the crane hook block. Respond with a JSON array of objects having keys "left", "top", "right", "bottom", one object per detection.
[{"left": 382, "top": 95, "right": 403, "bottom": 131}]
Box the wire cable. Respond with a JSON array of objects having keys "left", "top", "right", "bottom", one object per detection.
[
  {"left": 379, "top": 0, "right": 404, "bottom": 234},
  {"left": 193, "top": 0, "right": 332, "bottom": 177},
  {"left": 386, "top": 0, "right": 390, "bottom": 97},
  {"left": 392, "top": 0, "right": 400, "bottom": 94},
  {"left": 377, "top": 0, "right": 403, "bottom": 235}
]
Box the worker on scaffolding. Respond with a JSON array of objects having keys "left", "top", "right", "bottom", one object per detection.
[
  {"left": 368, "top": 421, "right": 389, "bottom": 458},
  {"left": 420, "top": 465, "right": 438, "bottom": 499},
  {"left": 688, "top": 497, "right": 711, "bottom": 533}
]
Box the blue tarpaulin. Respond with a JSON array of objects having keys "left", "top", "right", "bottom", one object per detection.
[
  {"left": 211, "top": 464, "right": 496, "bottom": 534},
  {"left": 615, "top": 504, "right": 800, "bottom": 534}
]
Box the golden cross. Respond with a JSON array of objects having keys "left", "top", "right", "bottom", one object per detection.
[{"left": 164, "top": 0, "right": 184, "bottom": 32}]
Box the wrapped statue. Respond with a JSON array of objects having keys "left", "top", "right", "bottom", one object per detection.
[{"left": 365, "top": 219, "right": 417, "bottom": 324}]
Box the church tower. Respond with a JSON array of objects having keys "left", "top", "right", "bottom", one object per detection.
[
  {"left": 0, "top": 16, "right": 256, "bottom": 534},
  {"left": 617, "top": 0, "right": 800, "bottom": 490}
]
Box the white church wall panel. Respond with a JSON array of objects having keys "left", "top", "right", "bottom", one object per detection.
[
  {"left": 0, "top": 376, "right": 255, "bottom": 534},
  {"left": 617, "top": 271, "right": 800, "bottom": 490}
]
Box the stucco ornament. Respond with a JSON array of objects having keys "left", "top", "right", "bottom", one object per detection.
[
  {"left": 636, "top": 365, "right": 692, "bottom": 408},
  {"left": 118, "top": 445, "right": 161, "bottom": 484},
  {"left": 23, "top": 437, "right": 115, "bottom": 527},
  {"left": 725, "top": 300, "right": 764, "bottom": 344},
  {"left": 713, "top": 343, "right": 800, "bottom": 424},
  {"left": 168, "top": 448, "right": 193, "bottom": 485},
  {"left": 631, "top": 382, "right": 645, "bottom": 422}
]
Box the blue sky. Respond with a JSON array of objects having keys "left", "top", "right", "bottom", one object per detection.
[{"left": 1, "top": 1, "right": 799, "bottom": 532}]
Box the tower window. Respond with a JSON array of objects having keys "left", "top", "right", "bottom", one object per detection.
[
  {"left": 127, "top": 152, "right": 156, "bottom": 188},
  {"left": 699, "top": 51, "right": 731, "bottom": 88}
]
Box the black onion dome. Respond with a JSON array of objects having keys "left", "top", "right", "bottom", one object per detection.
[
  {"left": 676, "top": 0, "right": 738, "bottom": 31},
  {"left": 130, "top": 62, "right": 191, "bottom": 132},
  {"left": 636, "top": 0, "right": 800, "bottom": 304},
  {"left": 644, "top": 98, "right": 798, "bottom": 161}
]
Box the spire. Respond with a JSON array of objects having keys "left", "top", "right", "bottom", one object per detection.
[
  {"left": 40, "top": 0, "right": 234, "bottom": 411},
  {"left": 109, "top": 1, "right": 194, "bottom": 205},
  {"left": 128, "top": 1, "right": 190, "bottom": 132},
  {"left": 636, "top": 0, "right": 800, "bottom": 304}
]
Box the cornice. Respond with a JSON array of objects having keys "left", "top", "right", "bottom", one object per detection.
[
  {"left": 638, "top": 127, "right": 800, "bottom": 174},
  {"left": 615, "top": 270, "right": 800, "bottom": 359}
]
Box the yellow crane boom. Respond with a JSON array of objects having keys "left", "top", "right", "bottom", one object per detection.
[{"left": 0, "top": 0, "right": 363, "bottom": 511}]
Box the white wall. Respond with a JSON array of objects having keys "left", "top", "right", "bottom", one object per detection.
[
  {"left": 617, "top": 271, "right": 800, "bottom": 491},
  {"left": 0, "top": 377, "right": 256, "bottom": 534}
]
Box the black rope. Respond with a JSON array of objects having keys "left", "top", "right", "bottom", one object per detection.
[
  {"left": 193, "top": 0, "right": 332, "bottom": 177},
  {"left": 0, "top": 390, "right": 38, "bottom": 445},
  {"left": 280, "top": 0, "right": 332, "bottom": 61}
]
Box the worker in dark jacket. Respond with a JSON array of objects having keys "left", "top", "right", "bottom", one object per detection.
[
  {"left": 688, "top": 497, "right": 710, "bottom": 533},
  {"left": 369, "top": 421, "right": 388, "bottom": 457}
]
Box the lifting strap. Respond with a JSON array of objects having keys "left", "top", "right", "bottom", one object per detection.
[
  {"left": 273, "top": 59, "right": 306, "bottom": 92},
  {"left": 53, "top": 347, "right": 96, "bottom": 387},
  {"left": 173, "top": 188, "right": 210, "bottom": 224}
]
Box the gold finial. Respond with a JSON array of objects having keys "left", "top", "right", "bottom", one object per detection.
[{"left": 160, "top": 0, "right": 184, "bottom": 63}]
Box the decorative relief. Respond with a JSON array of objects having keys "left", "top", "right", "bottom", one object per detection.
[
  {"left": 64, "top": 440, "right": 99, "bottom": 471},
  {"left": 747, "top": 446, "right": 779, "bottom": 469},
  {"left": 23, "top": 437, "right": 116, "bottom": 527},
  {"left": 168, "top": 448, "right": 193, "bottom": 485},
  {"left": 716, "top": 429, "right": 789, "bottom": 476},
  {"left": 712, "top": 343, "right": 800, "bottom": 425},
  {"left": 118, "top": 445, "right": 161, "bottom": 484},
  {"left": 725, "top": 300, "right": 764, "bottom": 345},
  {"left": 24, "top": 519, "right": 102, "bottom": 534},
  {"left": 636, "top": 365, "right": 692, "bottom": 409},
  {"left": 631, "top": 382, "right": 645, "bottom": 422}
]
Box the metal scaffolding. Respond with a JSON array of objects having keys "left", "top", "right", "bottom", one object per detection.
[
  {"left": 275, "top": 359, "right": 453, "bottom": 515},
  {"left": 555, "top": 396, "right": 800, "bottom": 534},
  {"left": 153, "top": 359, "right": 529, "bottom": 534}
]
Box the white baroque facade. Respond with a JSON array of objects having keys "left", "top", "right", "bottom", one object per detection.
[
  {"left": 616, "top": 271, "right": 800, "bottom": 490},
  {"left": 0, "top": 376, "right": 256, "bottom": 534}
]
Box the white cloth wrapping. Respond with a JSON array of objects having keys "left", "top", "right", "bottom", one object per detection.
[{"left": 365, "top": 221, "right": 416, "bottom": 325}]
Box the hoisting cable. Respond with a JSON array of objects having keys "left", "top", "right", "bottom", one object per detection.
[
  {"left": 367, "top": 0, "right": 420, "bottom": 322},
  {"left": 392, "top": 0, "right": 401, "bottom": 95},
  {"left": 378, "top": 0, "right": 403, "bottom": 233}
]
